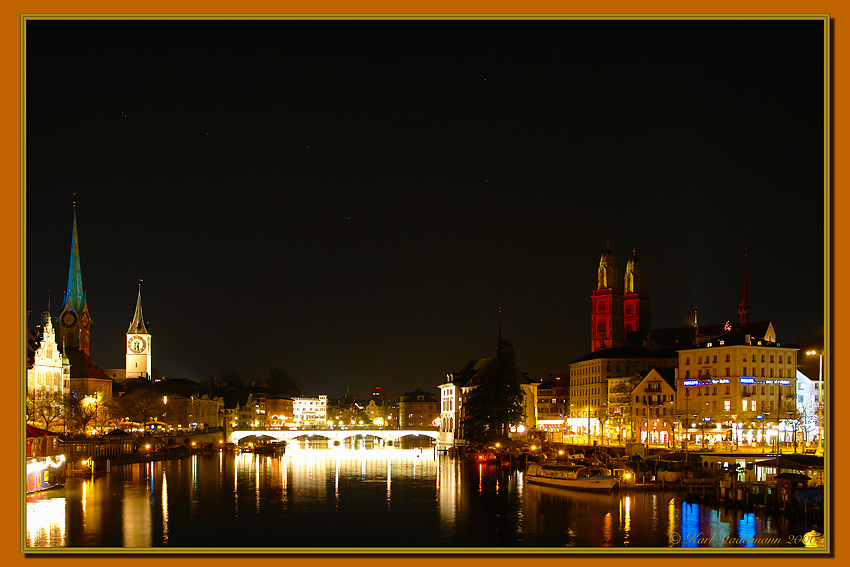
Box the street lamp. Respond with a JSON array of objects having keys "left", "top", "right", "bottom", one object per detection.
[{"left": 805, "top": 350, "right": 824, "bottom": 457}]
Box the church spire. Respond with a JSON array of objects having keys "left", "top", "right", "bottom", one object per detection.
[
  {"left": 63, "top": 203, "right": 85, "bottom": 315},
  {"left": 58, "top": 198, "right": 91, "bottom": 355},
  {"left": 738, "top": 249, "right": 750, "bottom": 326},
  {"left": 128, "top": 280, "right": 148, "bottom": 334}
]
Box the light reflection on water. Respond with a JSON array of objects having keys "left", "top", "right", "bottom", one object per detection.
[
  {"left": 24, "top": 450, "right": 824, "bottom": 549},
  {"left": 25, "top": 492, "right": 65, "bottom": 547}
]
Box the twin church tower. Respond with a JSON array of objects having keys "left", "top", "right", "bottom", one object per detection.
[
  {"left": 55, "top": 205, "right": 152, "bottom": 381},
  {"left": 591, "top": 243, "right": 650, "bottom": 352}
]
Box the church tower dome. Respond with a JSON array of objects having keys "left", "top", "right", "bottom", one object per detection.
[
  {"left": 597, "top": 241, "right": 619, "bottom": 291},
  {"left": 624, "top": 248, "right": 644, "bottom": 294}
]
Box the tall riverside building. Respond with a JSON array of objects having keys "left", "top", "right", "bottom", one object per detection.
[{"left": 675, "top": 331, "right": 797, "bottom": 446}]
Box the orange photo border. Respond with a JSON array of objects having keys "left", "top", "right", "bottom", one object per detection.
[{"left": 6, "top": 2, "right": 841, "bottom": 566}]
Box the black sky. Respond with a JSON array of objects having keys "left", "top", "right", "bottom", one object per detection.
[{"left": 25, "top": 18, "right": 826, "bottom": 399}]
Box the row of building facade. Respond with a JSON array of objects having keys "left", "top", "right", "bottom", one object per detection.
[
  {"left": 26, "top": 211, "right": 823, "bottom": 449},
  {"left": 436, "top": 246, "right": 823, "bottom": 450}
]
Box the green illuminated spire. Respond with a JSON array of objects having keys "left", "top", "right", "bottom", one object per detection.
[{"left": 63, "top": 205, "right": 85, "bottom": 315}]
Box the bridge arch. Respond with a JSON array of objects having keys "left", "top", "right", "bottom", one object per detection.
[{"left": 229, "top": 429, "right": 438, "bottom": 445}]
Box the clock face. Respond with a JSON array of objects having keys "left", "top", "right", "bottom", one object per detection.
[
  {"left": 80, "top": 312, "right": 91, "bottom": 328},
  {"left": 128, "top": 336, "right": 147, "bottom": 353},
  {"left": 61, "top": 311, "right": 77, "bottom": 328}
]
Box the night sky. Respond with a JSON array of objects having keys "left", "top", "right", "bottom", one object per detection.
[{"left": 24, "top": 18, "right": 826, "bottom": 399}]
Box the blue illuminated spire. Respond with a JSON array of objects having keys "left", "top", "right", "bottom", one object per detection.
[{"left": 63, "top": 204, "right": 85, "bottom": 314}]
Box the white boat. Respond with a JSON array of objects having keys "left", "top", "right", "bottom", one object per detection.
[{"left": 525, "top": 462, "right": 619, "bottom": 492}]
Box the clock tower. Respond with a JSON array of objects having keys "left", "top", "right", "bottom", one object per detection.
[
  {"left": 126, "top": 283, "right": 152, "bottom": 380},
  {"left": 58, "top": 205, "right": 91, "bottom": 356}
]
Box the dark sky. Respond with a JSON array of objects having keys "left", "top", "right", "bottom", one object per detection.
[{"left": 25, "top": 19, "right": 825, "bottom": 399}]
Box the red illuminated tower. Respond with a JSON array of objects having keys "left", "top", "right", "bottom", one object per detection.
[
  {"left": 623, "top": 247, "right": 650, "bottom": 341},
  {"left": 591, "top": 243, "right": 623, "bottom": 352}
]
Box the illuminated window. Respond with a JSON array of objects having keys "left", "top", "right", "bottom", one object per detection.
[{"left": 724, "top": 400, "right": 731, "bottom": 412}]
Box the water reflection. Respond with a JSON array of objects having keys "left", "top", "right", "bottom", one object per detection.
[
  {"left": 26, "top": 492, "right": 65, "bottom": 547},
  {"left": 122, "top": 487, "right": 151, "bottom": 547},
  {"left": 161, "top": 475, "right": 168, "bottom": 545},
  {"left": 24, "top": 451, "right": 824, "bottom": 549}
]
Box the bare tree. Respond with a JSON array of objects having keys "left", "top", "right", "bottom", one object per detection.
[
  {"left": 26, "top": 390, "right": 64, "bottom": 431},
  {"left": 120, "top": 388, "right": 166, "bottom": 426}
]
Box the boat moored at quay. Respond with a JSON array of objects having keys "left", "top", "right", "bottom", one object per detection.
[{"left": 526, "top": 462, "right": 620, "bottom": 492}]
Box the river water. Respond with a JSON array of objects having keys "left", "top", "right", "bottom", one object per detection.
[{"left": 25, "top": 446, "right": 825, "bottom": 551}]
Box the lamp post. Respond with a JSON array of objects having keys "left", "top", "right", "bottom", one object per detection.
[
  {"left": 731, "top": 416, "right": 736, "bottom": 451},
  {"left": 587, "top": 405, "right": 591, "bottom": 446},
  {"left": 805, "top": 350, "right": 824, "bottom": 457}
]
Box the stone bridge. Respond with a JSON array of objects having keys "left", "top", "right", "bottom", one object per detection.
[{"left": 229, "top": 428, "right": 438, "bottom": 446}]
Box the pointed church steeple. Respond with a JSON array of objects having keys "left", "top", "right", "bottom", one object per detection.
[
  {"left": 126, "top": 279, "right": 152, "bottom": 380},
  {"left": 738, "top": 249, "right": 751, "bottom": 326},
  {"left": 58, "top": 199, "right": 91, "bottom": 355},
  {"left": 63, "top": 205, "right": 85, "bottom": 314},
  {"left": 127, "top": 281, "right": 148, "bottom": 334}
]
